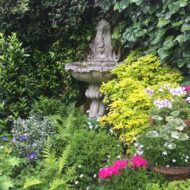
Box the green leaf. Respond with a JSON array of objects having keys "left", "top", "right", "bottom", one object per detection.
[
  {"left": 157, "top": 18, "right": 170, "bottom": 28},
  {"left": 130, "top": 0, "right": 143, "bottom": 6},
  {"left": 179, "top": 0, "right": 188, "bottom": 7},
  {"left": 0, "top": 176, "right": 14, "bottom": 190},
  {"left": 181, "top": 24, "right": 190, "bottom": 32}
]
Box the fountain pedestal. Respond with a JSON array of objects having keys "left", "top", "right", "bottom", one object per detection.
[{"left": 65, "top": 20, "right": 120, "bottom": 119}]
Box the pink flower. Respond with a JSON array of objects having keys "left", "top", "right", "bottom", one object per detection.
[
  {"left": 183, "top": 86, "right": 190, "bottom": 91},
  {"left": 113, "top": 160, "right": 127, "bottom": 170},
  {"left": 99, "top": 167, "right": 113, "bottom": 179},
  {"left": 131, "top": 155, "right": 147, "bottom": 169},
  {"left": 98, "top": 165, "right": 120, "bottom": 179}
]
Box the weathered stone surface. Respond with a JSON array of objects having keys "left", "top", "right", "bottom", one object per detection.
[{"left": 65, "top": 20, "right": 120, "bottom": 119}]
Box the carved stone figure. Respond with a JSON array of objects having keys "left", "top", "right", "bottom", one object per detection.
[{"left": 65, "top": 20, "right": 120, "bottom": 119}]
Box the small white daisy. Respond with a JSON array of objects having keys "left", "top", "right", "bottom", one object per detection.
[
  {"left": 172, "top": 159, "right": 176, "bottom": 163},
  {"left": 80, "top": 174, "right": 84, "bottom": 178},
  {"left": 162, "top": 151, "right": 167, "bottom": 155},
  {"left": 75, "top": 181, "right": 79, "bottom": 185}
]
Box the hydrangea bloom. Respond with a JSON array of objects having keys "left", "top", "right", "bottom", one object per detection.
[
  {"left": 154, "top": 99, "right": 172, "bottom": 109},
  {"left": 131, "top": 155, "right": 147, "bottom": 169}
]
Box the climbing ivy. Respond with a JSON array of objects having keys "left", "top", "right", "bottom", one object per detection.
[{"left": 99, "top": 0, "right": 190, "bottom": 73}]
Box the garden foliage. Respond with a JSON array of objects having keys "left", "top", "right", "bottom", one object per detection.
[
  {"left": 100, "top": 53, "right": 182, "bottom": 144},
  {"left": 99, "top": 0, "right": 190, "bottom": 72},
  {"left": 0, "top": 33, "right": 79, "bottom": 131}
]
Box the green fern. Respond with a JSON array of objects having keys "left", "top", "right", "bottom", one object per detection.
[
  {"left": 43, "top": 138, "right": 56, "bottom": 164},
  {"left": 23, "top": 178, "right": 42, "bottom": 189},
  {"left": 57, "top": 145, "right": 71, "bottom": 175},
  {"left": 49, "top": 178, "right": 65, "bottom": 190}
]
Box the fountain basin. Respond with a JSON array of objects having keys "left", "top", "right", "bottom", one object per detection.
[{"left": 65, "top": 61, "right": 118, "bottom": 83}]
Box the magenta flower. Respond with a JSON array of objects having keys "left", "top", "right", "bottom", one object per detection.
[
  {"left": 98, "top": 167, "right": 114, "bottom": 179},
  {"left": 113, "top": 159, "right": 127, "bottom": 170},
  {"left": 183, "top": 86, "right": 190, "bottom": 91},
  {"left": 131, "top": 155, "right": 148, "bottom": 169},
  {"left": 98, "top": 165, "right": 121, "bottom": 179}
]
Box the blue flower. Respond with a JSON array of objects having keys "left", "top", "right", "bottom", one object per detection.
[
  {"left": 2, "top": 136, "right": 7, "bottom": 141},
  {"left": 19, "top": 136, "right": 27, "bottom": 141},
  {"left": 28, "top": 152, "right": 36, "bottom": 161}
]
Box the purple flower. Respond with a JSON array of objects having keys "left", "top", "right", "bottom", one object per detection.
[
  {"left": 28, "top": 152, "right": 36, "bottom": 161},
  {"left": 169, "top": 87, "right": 187, "bottom": 96},
  {"left": 2, "top": 136, "right": 7, "bottom": 141},
  {"left": 154, "top": 99, "right": 172, "bottom": 109},
  {"left": 18, "top": 136, "right": 27, "bottom": 141},
  {"left": 144, "top": 88, "right": 154, "bottom": 97},
  {"left": 11, "top": 138, "right": 16, "bottom": 143}
]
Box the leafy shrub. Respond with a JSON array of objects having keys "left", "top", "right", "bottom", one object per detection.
[
  {"left": 0, "top": 143, "right": 23, "bottom": 190},
  {"left": 63, "top": 129, "right": 123, "bottom": 189},
  {"left": 30, "top": 96, "right": 66, "bottom": 117},
  {"left": 11, "top": 115, "right": 55, "bottom": 159},
  {"left": 0, "top": 33, "right": 80, "bottom": 130},
  {"left": 100, "top": 53, "right": 182, "bottom": 144}
]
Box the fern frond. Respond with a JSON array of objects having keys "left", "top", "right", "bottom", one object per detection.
[
  {"left": 64, "top": 165, "right": 76, "bottom": 183},
  {"left": 57, "top": 145, "right": 71, "bottom": 175},
  {"left": 49, "top": 178, "right": 65, "bottom": 190},
  {"left": 43, "top": 138, "right": 56, "bottom": 164},
  {"left": 23, "top": 178, "right": 42, "bottom": 189}
]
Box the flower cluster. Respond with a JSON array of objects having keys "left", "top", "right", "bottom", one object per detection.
[
  {"left": 98, "top": 156, "right": 147, "bottom": 180},
  {"left": 154, "top": 99, "right": 172, "bottom": 109},
  {"left": 144, "top": 88, "right": 154, "bottom": 97},
  {"left": 131, "top": 155, "right": 147, "bottom": 169},
  {"left": 169, "top": 87, "right": 187, "bottom": 96}
]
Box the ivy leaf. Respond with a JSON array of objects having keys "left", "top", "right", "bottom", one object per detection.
[
  {"left": 168, "top": 1, "right": 180, "bottom": 14},
  {"left": 177, "top": 59, "right": 185, "bottom": 68},
  {"left": 151, "top": 29, "right": 166, "bottom": 45},
  {"left": 181, "top": 24, "right": 190, "bottom": 32},
  {"left": 163, "top": 36, "right": 175, "bottom": 50},
  {"left": 180, "top": 0, "right": 188, "bottom": 7},
  {"left": 172, "top": 20, "right": 183, "bottom": 27},
  {"left": 158, "top": 48, "right": 169, "bottom": 60},
  {"left": 130, "top": 0, "right": 143, "bottom": 6},
  {"left": 157, "top": 18, "right": 170, "bottom": 28}
]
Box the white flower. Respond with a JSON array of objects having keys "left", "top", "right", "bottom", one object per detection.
[
  {"left": 139, "top": 144, "right": 144, "bottom": 148},
  {"left": 75, "top": 181, "right": 79, "bottom": 185},
  {"left": 117, "top": 144, "right": 120, "bottom": 147},
  {"left": 162, "top": 151, "right": 167, "bottom": 155},
  {"left": 117, "top": 155, "right": 121, "bottom": 159},
  {"left": 134, "top": 142, "right": 139, "bottom": 147},
  {"left": 86, "top": 187, "right": 90, "bottom": 190},
  {"left": 171, "top": 131, "right": 179, "bottom": 139},
  {"left": 185, "top": 159, "right": 188, "bottom": 163},
  {"left": 80, "top": 174, "right": 84, "bottom": 178},
  {"left": 93, "top": 174, "right": 97, "bottom": 178},
  {"left": 186, "top": 156, "right": 189, "bottom": 159},
  {"left": 78, "top": 165, "right": 82, "bottom": 168},
  {"left": 136, "top": 150, "right": 143, "bottom": 155},
  {"left": 109, "top": 128, "right": 113, "bottom": 134},
  {"left": 166, "top": 165, "right": 170, "bottom": 168},
  {"left": 107, "top": 155, "right": 110, "bottom": 158},
  {"left": 187, "top": 97, "right": 190, "bottom": 103},
  {"left": 172, "top": 159, "right": 176, "bottom": 163}
]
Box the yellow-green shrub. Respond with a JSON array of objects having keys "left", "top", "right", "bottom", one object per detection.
[{"left": 100, "top": 53, "right": 182, "bottom": 144}]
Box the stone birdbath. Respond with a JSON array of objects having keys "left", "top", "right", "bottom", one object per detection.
[{"left": 65, "top": 20, "right": 120, "bottom": 119}]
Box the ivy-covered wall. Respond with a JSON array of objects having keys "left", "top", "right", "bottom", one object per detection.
[{"left": 99, "top": 0, "right": 190, "bottom": 73}]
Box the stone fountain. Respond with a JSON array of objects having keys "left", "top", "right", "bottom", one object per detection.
[{"left": 65, "top": 20, "right": 120, "bottom": 119}]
